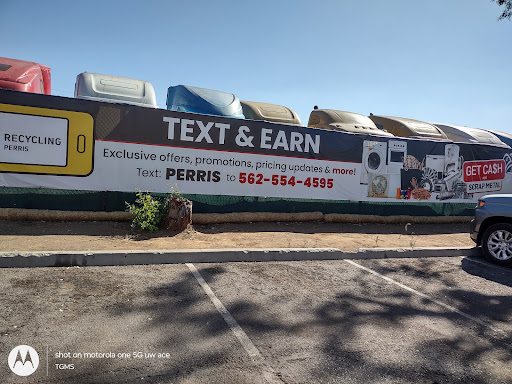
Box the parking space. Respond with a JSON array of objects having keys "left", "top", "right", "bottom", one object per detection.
[
  {"left": 1, "top": 255, "right": 511, "bottom": 383},
  {"left": 197, "top": 256, "right": 512, "bottom": 383},
  {"left": 0, "top": 265, "right": 268, "bottom": 384}
]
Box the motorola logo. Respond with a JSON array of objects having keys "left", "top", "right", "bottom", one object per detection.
[{"left": 8, "top": 345, "right": 39, "bottom": 376}]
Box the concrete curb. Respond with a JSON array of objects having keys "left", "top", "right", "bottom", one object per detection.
[{"left": 0, "top": 246, "right": 482, "bottom": 268}]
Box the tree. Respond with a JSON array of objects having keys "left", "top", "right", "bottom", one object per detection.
[{"left": 492, "top": 0, "right": 512, "bottom": 20}]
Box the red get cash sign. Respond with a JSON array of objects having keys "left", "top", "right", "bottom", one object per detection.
[{"left": 463, "top": 160, "right": 505, "bottom": 194}]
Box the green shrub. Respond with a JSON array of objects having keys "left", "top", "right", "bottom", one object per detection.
[
  {"left": 169, "top": 184, "right": 182, "bottom": 198},
  {"left": 126, "top": 191, "right": 168, "bottom": 232}
]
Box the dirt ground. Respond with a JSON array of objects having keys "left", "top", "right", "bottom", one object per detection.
[{"left": 0, "top": 220, "right": 475, "bottom": 252}]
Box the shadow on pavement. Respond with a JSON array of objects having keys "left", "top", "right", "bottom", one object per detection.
[
  {"left": 4, "top": 260, "right": 510, "bottom": 383},
  {"left": 95, "top": 263, "right": 512, "bottom": 383},
  {"left": 461, "top": 256, "right": 512, "bottom": 288}
]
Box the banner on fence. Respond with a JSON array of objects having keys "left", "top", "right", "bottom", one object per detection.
[{"left": 1, "top": 90, "right": 512, "bottom": 203}]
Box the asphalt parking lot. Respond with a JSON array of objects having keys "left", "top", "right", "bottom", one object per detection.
[{"left": 1, "top": 255, "right": 511, "bottom": 384}]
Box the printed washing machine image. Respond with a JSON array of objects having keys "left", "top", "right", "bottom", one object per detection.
[{"left": 361, "top": 141, "right": 388, "bottom": 184}]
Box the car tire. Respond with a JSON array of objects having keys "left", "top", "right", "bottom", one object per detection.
[{"left": 481, "top": 223, "right": 512, "bottom": 266}]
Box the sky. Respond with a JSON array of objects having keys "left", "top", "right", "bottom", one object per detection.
[{"left": 1, "top": 0, "right": 511, "bottom": 132}]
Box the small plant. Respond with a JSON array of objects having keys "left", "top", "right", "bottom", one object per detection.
[
  {"left": 169, "top": 184, "right": 182, "bottom": 198},
  {"left": 126, "top": 191, "right": 168, "bottom": 232}
]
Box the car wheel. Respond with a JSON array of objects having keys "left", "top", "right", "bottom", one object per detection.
[{"left": 482, "top": 223, "right": 512, "bottom": 266}]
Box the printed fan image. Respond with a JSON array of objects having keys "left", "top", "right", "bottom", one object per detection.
[{"left": 369, "top": 174, "right": 389, "bottom": 197}]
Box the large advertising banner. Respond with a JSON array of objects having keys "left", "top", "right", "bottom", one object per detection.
[{"left": 1, "top": 90, "right": 512, "bottom": 204}]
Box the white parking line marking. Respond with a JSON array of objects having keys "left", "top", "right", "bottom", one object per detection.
[
  {"left": 344, "top": 259, "right": 506, "bottom": 335},
  {"left": 186, "top": 263, "right": 282, "bottom": 384}
]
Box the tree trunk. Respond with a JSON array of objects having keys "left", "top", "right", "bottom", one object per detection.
[{"left": 166, "top": 197, "right": 192, "bottom": 231}]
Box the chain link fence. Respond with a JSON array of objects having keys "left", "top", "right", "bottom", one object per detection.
[{"left": 0, "top": 186, "right": 476, "bottom": 216}]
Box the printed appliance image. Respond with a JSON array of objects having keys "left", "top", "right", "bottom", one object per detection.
[
  {"left": 361, "top": 140, "right": 401, "bottom": 197},
  {"left": 166, "top": 85, "right": 244, "bottom": 118},
  {"left": 387, "top": 140, "right": 407, "bottom": 174},
  {"left": 422, "top": 144, "right": 466, "bottom": 200},
  {"left": 368, "top": 173, "right": 401, "bottom": 198},
  {"left": 361, "top": 141, "right": 387, "bottom": 184},
  {"left": 423, "top": 155, "right": 445, "bottom": 191}
]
